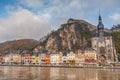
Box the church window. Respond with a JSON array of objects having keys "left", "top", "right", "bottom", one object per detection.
[
  {"left": 94, "top": 45, "right": 96, "bottom": 48},
  {"left": 108, "top": 49, "right": 111, "bottom": 52},
  {"left": 107, "top": 37, "right": 110, "bottom": 40},
  {"left": 100, "top": 41, "right": 103, "bottom": 44},
  {"left": 108, "top": 54, "right": 111, "bottom": 59},
  {"left": 100, "top": 47, "right": 105, "bottom": 54}
]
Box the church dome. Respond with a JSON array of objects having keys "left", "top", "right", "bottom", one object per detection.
[{"left": 97, "top": 22, "right": 104, "bottom": 30}]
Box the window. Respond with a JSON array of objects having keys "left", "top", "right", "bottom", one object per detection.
[
  {"left": 108, "top": 54, "right": 111, "bottom": 59},
  {"left": 108, "top": 49, "right": 111, "bottom": 52},
  {"left": 100, "top": 47, "right": 105, "bottom": 54},
  {"left": 107, "top": 37, "right": 110, "bottom": 40},
  {"left": 94, "top": 45, "right": 96, "bottom": 48}
]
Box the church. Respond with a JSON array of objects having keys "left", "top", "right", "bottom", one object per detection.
[{"left": 91, "top": 14, "right": 118, "bottom": 65}]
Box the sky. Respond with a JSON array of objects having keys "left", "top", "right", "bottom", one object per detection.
[{"left": 0, "top": 0, "right": 120, "bottom": 42}]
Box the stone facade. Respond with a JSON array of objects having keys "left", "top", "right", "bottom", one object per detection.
[{"left": 91, "top": 14, "right": 118, "bottom": 64}]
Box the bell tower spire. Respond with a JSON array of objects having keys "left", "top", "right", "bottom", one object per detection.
[
  {"left": 99, "top": 11, "right": 102, "bottom": 24},
  {"left": 97, "top": 12, "right": 104, "bottom": 37}
]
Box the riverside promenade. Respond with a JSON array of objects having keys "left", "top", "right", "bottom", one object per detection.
[{"left": 0, "top": 64, "right": 120, "bottom": 69}]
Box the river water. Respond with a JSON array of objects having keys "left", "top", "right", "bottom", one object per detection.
[{"left": 0, "top": 66, "right": 120, "bottom": 80}]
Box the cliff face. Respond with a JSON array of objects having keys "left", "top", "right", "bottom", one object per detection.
[{"left": 43, "top": 19, "right": 96, "bottom": 51}]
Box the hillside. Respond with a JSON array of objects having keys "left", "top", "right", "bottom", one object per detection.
[{"left": 0, "top": 39, "right": 39, "bottom": 51}]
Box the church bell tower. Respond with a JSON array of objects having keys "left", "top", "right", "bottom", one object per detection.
[
  {"left": 91, "top": 13, "right": 118, "bottom": 65},
  {"left": 97, "top": 14, "right": 104, "bottom": 39}
]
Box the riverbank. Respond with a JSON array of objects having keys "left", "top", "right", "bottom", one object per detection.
[
  {"left": 0, "top": 64, "right": 120, "bottom": 69},
  {"left": 0, "top": 66, "right": 119, "bottom": 80}
]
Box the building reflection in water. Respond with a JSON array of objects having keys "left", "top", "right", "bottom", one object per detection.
[{"left": 0, "top": 66, "right": 120, "bottom": 80}]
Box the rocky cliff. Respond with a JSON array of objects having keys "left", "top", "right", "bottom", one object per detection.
[{"left": 41, "top": 18, "right": 96, "bottom": 51}]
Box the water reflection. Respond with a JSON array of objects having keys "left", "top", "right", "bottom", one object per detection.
[{"left": 0, "top": 66, "right": 120, "bottom": 80}]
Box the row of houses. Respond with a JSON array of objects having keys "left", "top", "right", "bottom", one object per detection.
[{"left": 0, "top": 48, "right": 97, "bottom": 66}]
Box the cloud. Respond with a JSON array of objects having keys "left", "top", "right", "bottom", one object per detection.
[
  {"left": 110, "top": 13, "right": 120, "bottom": 24},
  {"left": 0, "top": 8, "right": 53, "bottom": 42},
  {"left": 43, "top": 0, "right": 87, "bottom": 17},
  {"left": 40, "top": 0, "right": 87, "bottom": 28},
  {"left": 18, "top": 0, "right": 120, "bottom": 29}
]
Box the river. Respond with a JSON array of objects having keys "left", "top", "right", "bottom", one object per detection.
[{"left": 0, "top": 66, "right": 120, "bottom": 80}]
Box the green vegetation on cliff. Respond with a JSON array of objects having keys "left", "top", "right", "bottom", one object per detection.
[{"left": 112, "top": 32, "right": 120, "bottom": 59}]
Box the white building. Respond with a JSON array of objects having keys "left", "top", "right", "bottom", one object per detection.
[
  {"left": 75, "top": 50, "right": 84, "bottom": 65},
  {"left": 13, "top": 54, "right": 21, "bottom": 64},
  {"left": 50, "top": 54, "right": 60, "bottom": 64},
  {"left": 4, "top": 53, "right": 13, "bottom": 64},
  {"left": 67, "top": 52, "right": 76, "bottom": 64},
  {"left": 4, "top": 55, "right": 9, "bottom": 63},
  {"left": 59, "top": 52, "right": 63, "bottom": 64}
]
